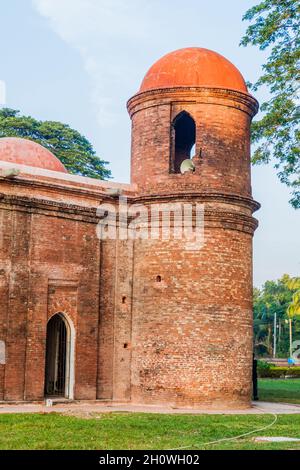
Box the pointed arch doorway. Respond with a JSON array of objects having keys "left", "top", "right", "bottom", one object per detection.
[
  {"left": 44, "top": 313, "right": 75, "bottom": 399},
  {"left": 171, "top": 111, "right": 196, "bottom": 173}
]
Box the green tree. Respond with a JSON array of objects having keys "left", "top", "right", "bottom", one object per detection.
[
  {"left": 241, "top": 0, "right": 300, "bottom": 208},
  {"left": 287, "top": 278, "right": 300, "bottom": 317},
  {"left": 0, "top": 108, "right": 111, "bottom": 179},
  {"left": 254, "top": 274, "right": 300, "bottom": 357}
]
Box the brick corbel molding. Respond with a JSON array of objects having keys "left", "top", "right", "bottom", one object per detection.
[{"left": 127, "top": 86, "right": 259, "bottom": 119}]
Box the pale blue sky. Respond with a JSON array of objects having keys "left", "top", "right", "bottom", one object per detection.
[{"left": 0, "top": 0, "right": 299, "bottom": 286}]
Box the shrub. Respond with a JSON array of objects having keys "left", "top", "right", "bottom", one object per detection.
[
  {"left": 257, "top": 360, "right": 271, "bottom": 373},
  {"left": 258, "top": 366, "right": 300, "bottom": 379}
]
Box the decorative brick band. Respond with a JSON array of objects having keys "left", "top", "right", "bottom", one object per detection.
[{"left": 128, "top": 86, "right": 259, "bottom": 118}]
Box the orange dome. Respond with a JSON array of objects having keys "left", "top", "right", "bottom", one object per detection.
[
  {"left": 140, "top": 47, "right": 247, "bottom": 93},
  {"left": 0, "top": 137, "right": 67, "bottom": 173}
]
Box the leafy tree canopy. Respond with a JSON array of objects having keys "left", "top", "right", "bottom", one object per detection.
[
  {"left": 254, "top": 274, "right": 300, "bottom": 357},
  {"left": 241, "top": 0, "right": 300, "bottom": 208},
  {"left": 0, "top": 108, "right": 111, "bottom": 180},
  {"left": 287, "top": 278, "right": 300, "bottom": 317}
]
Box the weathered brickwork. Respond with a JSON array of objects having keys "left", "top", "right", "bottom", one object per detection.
[
  {"left": 130, "top": 225, "right": 254, "bottom": 407},
  {"left": 0, "top": 48, "right": 260, "bottom": 408},
  {"left": 128, "top": 88, "right": 257, "bottom": 198}
]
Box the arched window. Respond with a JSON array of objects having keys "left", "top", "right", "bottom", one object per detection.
[
  {"left": 170, "top": 111, "right": 196, "bottom": 173},
  {"left": 44, "top": 313, "right": 75, "bottom": 399}
]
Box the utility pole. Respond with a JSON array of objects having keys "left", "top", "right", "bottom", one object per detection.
[
  {"left": 273, "top": 312, "right": 277, "bottom": 358},
  {"left": 289, "top": 318, "right": 293, "bottom": 359}
]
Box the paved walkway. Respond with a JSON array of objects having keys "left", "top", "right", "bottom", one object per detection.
[{"left": 0, "top": 401, "right": 299, "bottom": 415}]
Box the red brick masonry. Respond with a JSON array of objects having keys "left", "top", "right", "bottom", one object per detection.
[{"left": 0, "top": 48, "right": 259, "bottom": 408}]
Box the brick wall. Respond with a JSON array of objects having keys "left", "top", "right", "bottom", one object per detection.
[
  {"left": 0, "top": 198, "right": 102, "bottom": 401},
  {"left": 130, "top": 220, "right": 254, "bottom": 407},
  {"left": 0, "top": 79, "right": 259, "bottom": 408},
  {"left": 128, "top": 87, "right": 258, "bottom": 198}
]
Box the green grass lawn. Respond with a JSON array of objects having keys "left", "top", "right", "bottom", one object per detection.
[
  {"left": 1, "top": 380, "right": 299, "bottom": 451},
  {"left": 259, "top": 378, "right": 300, "bottom": 404},
  {"left": 0, "top": 412, "right": 300, "bottom": 450}
]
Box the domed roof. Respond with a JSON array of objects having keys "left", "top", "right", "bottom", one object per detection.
[
  {"left": 140, "top": 47, "right": 247, "bottom": 93},
  {"left": 0, "top": 137, "right": 67, "bottom": 173}
]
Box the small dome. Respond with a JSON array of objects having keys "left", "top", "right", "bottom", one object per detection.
[
  {"left": 140, "top": 47, "right": 247, "bottom": 93},
  {"left": 0, "top": 137, "right": 67, "bottom": 173}
]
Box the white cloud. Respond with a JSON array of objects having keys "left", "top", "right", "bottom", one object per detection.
[
  {"left": 33, "top": 0, "right": 151, "bottom": 43},
  {"left": 32, "top": 0, "right": 159, "bottom": 126}
]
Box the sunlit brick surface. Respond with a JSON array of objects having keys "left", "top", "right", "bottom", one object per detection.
[{"left": 0, "top": 48, "right": 259, "bottom": 407}]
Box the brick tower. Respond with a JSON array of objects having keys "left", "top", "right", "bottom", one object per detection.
[
  {"left": 127, "top": 47, "right": 260, "bottom": 408},
  {"left": 0, "top": 47, "right": 259, "bottom": 409}
]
